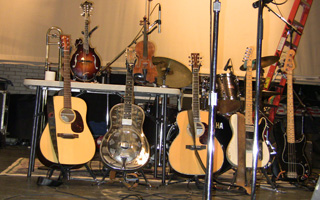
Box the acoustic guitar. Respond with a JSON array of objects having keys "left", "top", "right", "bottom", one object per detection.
[
  {"left": 39, "top": 35, "right": 96, "bottom": 165},
  {"left": 273, "top": 49, "right": 311, "bottom": 181},
  {"left": 100, "top": 47, "right": 150, "bottom": 171},
  {"left": 168, "top": 53, "right": 224, "bottom": 175},
  {"left": 70, "top": 1, "right": 101, "bottom": 81}
]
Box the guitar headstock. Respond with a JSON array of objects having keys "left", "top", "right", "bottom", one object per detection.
[
  {"left": 60, "top": 35, "right": 71, "bottom": 52},
  {"left": 190, "top": 53, "right": 202, "bottom": 70},
  {"left": 242, "top": 46, "right": 254, "bottom": 69},
  {"left": 80, "top": 1, "right": 93, "bottom": 18},
  {"left": 126, "top": 47, "right": 137, "bottom": 67},
  {"left": 282, "top": 49, "right": 296, "bottom": 73}
]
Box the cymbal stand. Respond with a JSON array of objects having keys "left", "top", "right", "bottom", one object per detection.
[{"left": 204, "top": 0, "right": 220, "bottom": 199}]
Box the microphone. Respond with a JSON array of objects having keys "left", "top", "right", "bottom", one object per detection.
[
  {"left": 252, "top": 0, "right": 273, "bottom": 8},
  {"left": 158, "top": 5, "right": 161, "bottom": 33},
  {"left": 224, "top": 58, "right": 231, "bottom": 71}
]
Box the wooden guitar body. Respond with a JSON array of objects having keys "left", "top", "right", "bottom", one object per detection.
[
  {"left": 100, "top": 103, "right": 150, "bottom": 171},
  {"left": 168, "top": 110, "right": 224, "bottom": 175},
  {"left": 70, "top": 41, "right": 101, "bottom": 81},
  {"left": 39, "top": 96, "right": 96, "bottom": 165}
]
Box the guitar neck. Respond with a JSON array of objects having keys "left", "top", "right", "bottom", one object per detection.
[
  {"left": 62, "top": 44, "right": 72, "bottom": 109},
  {"left": 123, "top": 67, "right": 134, "bottom": 120},
  {"left": 142, "top": 17, "right": 148, "bottom": 59},
  {"left": 192, "top": 63, "right": 200, "bottom": 123},
  {"left": 245, "top": 63, "right": 253, "bottom": 126},
  {"left": 84, "top": 19, "right": 89, "bottom": 54},
  {"left": 286, "top": 71, "right": 295, "bottom": 144}
]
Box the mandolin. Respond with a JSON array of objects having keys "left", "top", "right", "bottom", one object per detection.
[
  {"left": 168, "top": 53, "right": 224, "bottom": 175},
  {"left": 273, "top": 49, "right": 311, "bottom": 182},
  {"left": 70, "top": 1, "right": 101, "bottom": 82},
  {"left": 39, "top": 35, "right": 96, "bottom": 165},
  {"left": 134, "top": 16, "right": 158, "bottom": 84},
  {"left": 100, "top": 47, "right": 150, "bottom": 171}
]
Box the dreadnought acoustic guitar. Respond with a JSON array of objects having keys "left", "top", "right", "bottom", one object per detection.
[
  {"left": 100, "top": 47, "right": 150, "bottom": 171},
  {"left": 70, "top": 1, "right": 101, "bottom": 81},
  {"left": 273, "top": 49, "right": 311, "bottom": 182},
  {"left": 168, "top": 53, "right": 224, "bottom": 175},
  {"left": 39, "top": 35, "right": 96, "bottom": 165}
]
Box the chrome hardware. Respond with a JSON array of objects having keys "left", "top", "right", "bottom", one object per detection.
[{"left": 45, "top": 27, "right": 63, "bottom": 80}]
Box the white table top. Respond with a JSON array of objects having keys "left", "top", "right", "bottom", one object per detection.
[{"left": 23, "top": 79, "right": 181, "bottom": 96}]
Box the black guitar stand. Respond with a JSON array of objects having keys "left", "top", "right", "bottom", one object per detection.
[
  {"left": 97, "top": 165, "right": 152, "bottom": 189},
  {"left": 167, "top": 173, "right": 207, "bottom": 190},
  {"left": 37, "top": 163, "right": 97, "bottom": 186}
]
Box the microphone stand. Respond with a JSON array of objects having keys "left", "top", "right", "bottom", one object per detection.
[
  {"left": 204, "top": 0, "right": 220, "bottom": 199},
  {"left": 252, "top": 0, "right": 264, "bottom": 199}
]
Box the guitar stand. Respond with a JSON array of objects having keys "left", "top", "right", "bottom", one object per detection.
[
  {"left": 37, "top": 163, "right": 97, "bottom": 186},
  {"left": 229, "top": 167, "right": 277, "bottom": 193},
  {"left": 167, "top": 173, "right": 208, "bottom": 190},
  {"left": 98, "top": 166, "right": 152, "bottom": 189}
]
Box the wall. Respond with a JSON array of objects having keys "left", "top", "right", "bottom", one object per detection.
[
  {"left": 0, "top": 0, "right": 319, "bottom": 84},
  {"left": 0, "top": 64, "right": 45, "bottom": 94}
]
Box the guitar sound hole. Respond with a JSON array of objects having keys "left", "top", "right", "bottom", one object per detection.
[
  {"left": 60, "top": 108, "right": 76, "bottom": 123},
  {"left": 188, "top": 122, "right": 205, "bottom": 137}
]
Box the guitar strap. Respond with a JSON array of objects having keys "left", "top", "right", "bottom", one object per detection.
[
  {"left": 187, "top": 110, "right": 206, "bottom": 173},
  {"left": 37, "top": 97, "right": 64, "bottom": 187},
  {"left": 46, "top": 97, "right": 59, "bottom": 163}
]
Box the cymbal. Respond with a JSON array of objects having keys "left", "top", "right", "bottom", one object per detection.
[
  {"left": 240, "top": 56, "right": 279, "bottom": 71},
  {"left": 153, "top": 57, "right": 192, "bottom": 88}
]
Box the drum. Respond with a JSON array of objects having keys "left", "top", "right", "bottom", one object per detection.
[{"left": 216, "top": 73, "right": 241, "bottom": 115}]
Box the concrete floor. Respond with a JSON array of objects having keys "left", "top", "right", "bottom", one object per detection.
[{"left": 0, "top": 145, "right": 317, "bottom": 200}]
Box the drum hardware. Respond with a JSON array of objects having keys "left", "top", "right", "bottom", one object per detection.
[
  {"left": 153, "top": 57, "right": 192, "bottom": 88},
  {"left": 216, "top": 73, "right": 241, "bottom": 115},
  {"left": 45, "top": 26, "right": 63, "bottom": 81},
  {"left": 223, "top": 58, "right": 234, "bottom": 73},
  {"left": 239, "top": 56, "right": 280, "bottom": 71}
]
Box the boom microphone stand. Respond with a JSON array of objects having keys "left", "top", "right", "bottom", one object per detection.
[{"left": 204, "top": 0, "right": 220, "bottom": 199}]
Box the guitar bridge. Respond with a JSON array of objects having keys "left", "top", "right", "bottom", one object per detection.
[
  {"left": 186, "top": 145, "right": 206, "bottom": 150},
  {"left": 57, "top": 133, "right": 79, "bottom": 139}
]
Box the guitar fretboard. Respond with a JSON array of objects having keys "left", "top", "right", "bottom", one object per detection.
[
  {"left": 123, "top": 66, "right": 134, "bottom": 120},
  {"left": 192, "top": 67, "right": 200, "bottom": 123},
  {"left": 286, "top": 71, "right": 295, "bottom": 144},
  {"left": 244, "top": 47, "right": 253, "bottom": 126},
  {"left": 84, "top": 19, "right": 89, "bottom": 54},
  {"left": 62, "top": 41, "right": 72, "bottom": 109}
]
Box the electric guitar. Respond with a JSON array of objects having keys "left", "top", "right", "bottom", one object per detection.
[
  {"left": 39, "top": 35, "right": 96, "bottom": 165},
  {"left": 274, "top": 49, "right": 311, "bottom": 181},
  {"left": 70, "top": 1, "right": 101, "bottom": 81},
  {"left": 100, "top": 47, "right": 150, "bottom": 171},
  {"left": 168, "top": 53, "right": 224, "bottom": 175},
  {"left": 226, "top": 47, "right": 269, "bottom": 193},
  {"left": 227, "top": 47, "right": 270, "bottom": 169}
]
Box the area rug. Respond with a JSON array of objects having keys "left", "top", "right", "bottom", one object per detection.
[{"left": 0, "top": 157, "right": 104, "bottom": 181}]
